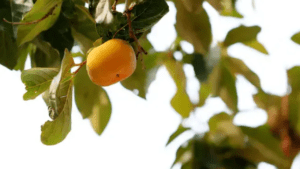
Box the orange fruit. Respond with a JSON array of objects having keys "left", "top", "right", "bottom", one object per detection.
[{"left": 86, "top": 39, "right": 136, "bottom": 86}]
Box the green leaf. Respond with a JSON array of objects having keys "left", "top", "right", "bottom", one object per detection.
[
  {"left": 239, "top": 125, "right": 290, "bottom": 169},
  {"left": 181, "top": 161, "right": 193, "bottom": 169},
  {"left": 130, "top": 0, "right": 169, "bottom": 34},
  {"left": 30, "top": 37, "right": 61, "bottom": 68},
  {"left": 224, "top": 56, "right": 261, "bottom": 89},
  {"left": 164, "top": 59, "right": 186, "bottom": 93},
  {"left": 174, "top": 136, "right": 257, "bottom": 169},
  {"left": 17, "top": 0, "right": 63, "bottom": 46},
  {"left": 74, "top": 64, "right": 111, "bottom": 135},
  {"left": 61, "top": 0, "right": 76, "bottom": 19},
  {"left": 121, "top": 38, "right": 164, "bottom": 98},
  {"left": 0, "top": 3, "right": 18, "bottom": 70},
  {"left": 198, "top": 82, "right": 211, "bottom": 107},
  {"left": 171, "top": 89, "right": 193, "bottom": 118},
  {"left": 209, "top": 59, "right": 238, "bottom": 113},
  {"left": 121, "top": 36, "right": 154, "bottom": 97},
  {"left": 0, "top": 29, "right": 18, "bottom": 70},
  {"left": 179, "top": 0, "right": 204, "bottom": 13},
  {"left": 42, "top": 12, "right": 74, "bottom": 58},
  {"left": 224, "top": 25, "right": 268, "bottom": 54},
  {"left": 172, "top": 140, "right": 193, "bottom": 167},
  {"left": 164, "top": 58, "right": 193, "bottom": 118},
  {"left": 175, "top": 1, "right": 211, "bottom": 54},
  {"left": 166, "top": 124, "right": 190, "bottom": 145},
  {"left": 88, "top": 89, "right": 112, "bottom": 135},
  {"left": 41, "top": 79, "right": 73, "bottom": 145},
  {"left": 221, "top": 7, "right": 243, "bottom": 18},
  {"left": 245, "top": 40, "right": 268, "bottom": 55},
  {"left": 221, "top": 157, "right": 256, "bottom": 169},
  {"left": 288, "top": 66, "right": 300, "bottom": 94},
  {"left": 74, "top": 5, "right": 99, "bottom": 42},
  {"left": 224, "top": 25, "right": 260, "bottom": 46},
  {"left": 72, "top": 51, "right": 85, "bottom": 58},
  {"left": 288, "top": 67, "right": 300, "bottom": 135},
  {"left": 291, "top": 31, "right": 300, "bottom": 45},
  {"left": 252, "top": 90, "right": 283, "bottom": 130},
  {"left": 7, "top": 0, "right": 33, "bottom": 24},
  {"left": 253, "top": 90, "right": 281, "bottom": 111},
  {"left": 44, "top": 49, "right": 74, "bottom": 117},
  {"left": 175, "top": 138, "right": 222, "bottom": 168},
  {"left": 241, "top": 126, "right": 284, "bottom": 156},
  {"left": 41, "top": 49, "right": 74, "bottom": 145},
  {"left": 88, "top": 0, "right": 100, "bottom": 17},
  {"left": 208, "top": 112, "right": 244, "bottom": 148},
  {"left": 96, "top": 0, "right": 169, "bottom": 42},
  {"left": 71, "top": 5, "right": 99, "bottom": 53},
  {"left": 21, "top": 68, "right": 59, "bottom": 100},
  {"left": 121, "top": 58, "right": 160, "bottom": 98},
  {"left": 191, "top": 53, "right": 208, "bottom": 82},
  {"left": 74, "top": 0, "right": 86, "bottom": 6},
  {"left": 96, "top": 12, "right": 126, "bottom": 42},
  {"left": 14, "top": 44, "right": 32, "bottom": 71},
  {"left": 207, "top": 0, "right": 243, "bottom": 18}
]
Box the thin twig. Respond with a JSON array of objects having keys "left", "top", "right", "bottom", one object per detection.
[
  {"left": 112, "top": 0, "right": 119, "bottom": 12},
  {"left": 124, "top": 9, "right": 147, "bottom": 58},
  {"left": 3, "top": 4, "right": 58, "bottom": 25},
  {"left": 112, "top": 4, "right": 135, "bottom": 39},
  {"left": 72, "top": 60, "right": 87, "bottom": 75},
  {"left": 112, "top": 23, "right": 127, "bottom": 39},
  {"left": 112, "top": 5, "right": 147, "bottom": 69}
]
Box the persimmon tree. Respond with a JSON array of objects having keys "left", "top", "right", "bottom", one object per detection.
[{"left": 1, "top": 0, "right": 300, "bottom": 168}]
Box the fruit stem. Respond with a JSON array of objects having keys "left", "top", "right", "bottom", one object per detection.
[
  {"left": 124, "top": 9, "right": 147, "bottom": 58},
  {"left": 3, "top": 4, "right": 58, "bottom": 25},
  {"left": 72, "top": 60, "right": 87, "bottom": 75}
]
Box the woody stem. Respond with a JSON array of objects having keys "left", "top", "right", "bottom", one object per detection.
[
  {"left": 124, "top": 9, "right": 147, "bottom": 58},
  {"left": 72, "top": 60, "right": 87, "bottom": 75}
]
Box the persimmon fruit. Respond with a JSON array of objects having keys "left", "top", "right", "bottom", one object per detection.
[{"left": 86, "top": 39, "right": 136, "bottom": 86}]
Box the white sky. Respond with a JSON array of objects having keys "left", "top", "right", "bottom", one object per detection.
[{"left": 1, "top": 0, "right": 300, "bottom": 169}]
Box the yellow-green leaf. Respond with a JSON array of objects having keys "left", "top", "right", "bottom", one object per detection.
[
  {"left": 21, "top": 68, "right": 59, "bottom": 100},
  {"left": 224, "top": 56, "right": 261, "bottom": 89},
  {"left": 121, "top": 46, "right": 164, "bottom": 98},
  {"left": 88, "top": 88, "right": 111, "bottom": 135},
  {"left": 239, "top": 125, "right": 290, "bottom": 169},
  {"left": 17, "top": 0, "right": 63, "bottom": 46},
  {"left": 208, "top": 112, "right": 244, "bottom": 148},
  {"left": 198, "top": 82, "right": 211, "bottom": 107},
  {"left": 41, "top": 49, "right": 74, "bottom": 145},
  {"left": 209, "top": 59, "right": 238, "bottom": 113},
  {"left": 175, "top": 0, "right": 212, "bottom": 54},
  {"left": 207, "top": 0, "right": 243, "bottom": 18},
  {"left": 291, "top": 31, "right": 300, "bottom": 45},
  {"left": 179, "top": 0, "right": 204, "bottom": 13},
  {"left": 71, "top": 5, "right": 99, "bottom": 53},
  {"left": 166, "top": 124, "right": 191, "bottom": 145},
  {"left": 41, "top": 79, "right": 73, "bottom": 145},
  {"left": 74, "top": 64, "right": 112, "bottom": 135},
  {"left": 14, "top": 44, "right": 32, "bottom": 71},
  {"left": 288, "top": 67, "right": 300, "bottom": 135},
  {"left": 0, "top": 27, "right": 18, "bottom": 69},
  {"left": 224, "top": 25, "right": 268, "bottom": 54},
  {"left": 164, "top": 58, "right": 193, "bottom": 118},
  {"left": 30, "top": 37, "right": 61, "bottom": 68}
]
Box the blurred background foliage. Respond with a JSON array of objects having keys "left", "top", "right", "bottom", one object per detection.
[{"left": 1, "top": 0, "right": 300, "bottom": 168}]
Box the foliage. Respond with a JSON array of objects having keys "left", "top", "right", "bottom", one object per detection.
[{"left": 1, "top": 0, "right": 300, "bottom": 168}]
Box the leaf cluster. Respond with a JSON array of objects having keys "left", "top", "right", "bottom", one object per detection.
[{"left": 1, "top": 0, "right": 168, "bottom": 145}]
